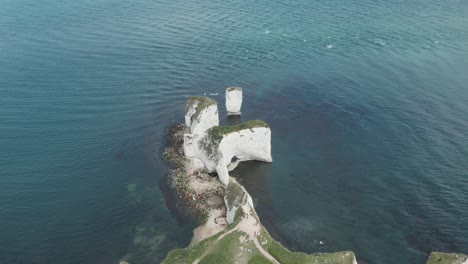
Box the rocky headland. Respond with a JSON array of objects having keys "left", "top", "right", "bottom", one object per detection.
[
  {"left": 162, "top": 88, "right": 357, "bottom": 264},
  {"left": 160, "top": 88, "right": 466, "bottom": 264}
]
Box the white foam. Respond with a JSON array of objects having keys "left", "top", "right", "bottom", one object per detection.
[
  {"left": 265, "top": 30, "right": 270, "bottom": 34},
  {"left": 209, "top": 93, "right": 218, "bottom": 96},
  {"left": 373, "top": 39, "right": 386, "bottom": 46},
  {"left": 326, "top": 45, "right": 333, "bottom": 49}
]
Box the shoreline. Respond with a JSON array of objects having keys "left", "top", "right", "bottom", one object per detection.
[
  {"left": 156, "top": 93, "right": 466, "bottom": 264},
  {"left": 161, "top": 122, "right": 358, "bottom": 264}
]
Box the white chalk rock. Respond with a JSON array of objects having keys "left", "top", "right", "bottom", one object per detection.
[
  {"left": 215, "top": 124, "right": 272, "bottom": 185},
  {"left": 225, "top": 87, "right": 243, "bottom": 115},
  {"left": 188, "top": 120, "right": 272, "bottom": 185},
  {"left": 183, "top": 96, "right": 271, "bottom": 186},
  {"left": 183, "top": 96, "right": 220, "bottom": 170},
  {"left": 184, "top": 96, "right": 219, "bottom": 135}
]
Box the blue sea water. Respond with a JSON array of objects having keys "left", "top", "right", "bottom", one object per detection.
[{"left": 1, "top": 0, "right": 468, "bottom": 263}]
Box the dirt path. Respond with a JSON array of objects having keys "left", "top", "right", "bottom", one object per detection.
[{"left": 193, "top": 205, "right": 279, "bottom": 264}]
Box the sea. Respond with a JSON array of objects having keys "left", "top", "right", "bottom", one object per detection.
[{"left": 1, "top": 0, "right": 467, "bottom": 263}]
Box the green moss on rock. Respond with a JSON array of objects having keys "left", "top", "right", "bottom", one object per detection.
[
  {"left": 227, "top": 87, "right": 242, "bottom": 92},
  {"left": 426, "top": 252, "right": 468, "bottom": 264},
  {"left": 208, "top": 120, "right": 269, "bottom": 144},
  {"left": 225, "top": 178, "right": 246, "bottom": 211},
  {"left": 186, "top": 96, "right": 217, "bottom": 123}
]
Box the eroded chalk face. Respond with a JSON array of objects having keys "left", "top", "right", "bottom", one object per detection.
[
  {"left": 184, "top": 96, "right": 219, "bottom": 135},
  {"left": 226, "top": 87, "right": 243, "bottom": 115},
  {"left": 183, "top": 95, "right": 271, "bottom": 186}
]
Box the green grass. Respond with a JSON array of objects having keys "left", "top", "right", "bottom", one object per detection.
[
  {"left": 199, "top": 231, "right": 244, "bottom": 264},
  {"left": 208, "top": 120, "right": 269, "bottom": 143},
  {"left": 227, "top": 87, "right": 242, "bottom": 92},
  {"left": 426, "top": 252, "right": 468, "bottom": 264},
  {"left": 258, "top": 227, "right": 356, "bottom": 264},
  {"left": 248, "top": 254, "right": 272, "bottom": 264},
  {"left": 163, "top": 215, "right": 357, "bottom": 264},
  {"left": 162, "top": 231, "right": 223, "bottom": 264},
  {"left": 225, "top": 179, "right": 246, "bottom": 210},
  {"left": 185, "top": 96, "right": 216, "bottom": 123}
]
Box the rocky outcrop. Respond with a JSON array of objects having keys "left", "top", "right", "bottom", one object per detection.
[
  {"left": 224, "top": 178, "right": 255, "bottom": 224},
  {"left": 163, "top": 93, "right": 360, "bottom": 264},
  {"left": 226, "top": 87, "right": 243, "bottom": 115},
  {"left": 183, "top": 95, "right": 272, "bottom": 186},
  {"left": 426, "top": 252, "right": 468, "bottom": 264},
  {"left": 185, "top": 119, "right": 272, "bottom": 185},
  {"left": 185, "top": 96, "right": 218, "bottom": 135},
  {"left": 183, "top": 96, "right": 219, "bottom": 170},
  {"left": 211, "top": 121, "right": 272, "bottom": 185}
]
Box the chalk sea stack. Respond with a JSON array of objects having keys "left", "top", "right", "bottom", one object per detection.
[{"left": 226, "top": 87, "right": 243, "bottom": 115}]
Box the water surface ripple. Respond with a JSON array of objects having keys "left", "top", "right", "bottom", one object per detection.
[{"left": 1, "top": 0, "right": 467, "bottom": 263}]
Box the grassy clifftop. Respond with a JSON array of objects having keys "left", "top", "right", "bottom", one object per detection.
[
  {"left": 186, "top": 96, "right": 217, "bottom": 123},
  {"left": 208, "top": 120, "right": 269, "bottom": 143},
  {"left": 257, "top": 227, "right": 356, "bottom": 264},
  {"left": 426, "top": 252, "right": 468, "bottom": 264},
  {"left": 163, "top": 225, "right": 356, "bottom": 264}
]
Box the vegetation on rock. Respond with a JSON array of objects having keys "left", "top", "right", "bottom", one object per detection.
[
  {"left": 208, "top": 120, "right": 269, "bottom": 144},
  {"left": 227, "top": 87, "right": 242, "bottom": 92},
  {"left": 426, "top": 252, "right": 468, "bottom": 264},
  {"left": 225, "top": 178, "right": 247, "bottom": 211},
  {"left": 258, "top": 227, "right": 356, "bottom": 264},
  {"left": 186, "top": 96, "right": 217, "bottom": 123}
]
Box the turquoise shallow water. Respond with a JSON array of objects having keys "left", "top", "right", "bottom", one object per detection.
[{"left": 1, "top": 0, "right": 468, "bottom": 263}]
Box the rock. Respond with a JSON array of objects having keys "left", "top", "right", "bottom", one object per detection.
[
  {"left": 185, "top": 96, "right": 219, "bottom": 135},
  {"left": 224, "top": 179, "right": 249, "bottom": 224},
  {"left": 225, "top": 87, "right": 243, "bottom": 115},
  {"left": 212, "top": 121, "right": 272, "bottom": 185},
  {"left": 183, "top": 95, "right": 272, "bottom": 186}
]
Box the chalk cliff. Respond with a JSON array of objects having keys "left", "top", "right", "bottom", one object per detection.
[
  {"left": 183, "top": 96, "right": 271, "bottom": 185},
  {"left": 184, "top": 96, "right": 218, "bottom": 135}
]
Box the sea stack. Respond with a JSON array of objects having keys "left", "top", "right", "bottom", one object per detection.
[{"left": 225, "top": 87, "right": 243, "bottom": 115}]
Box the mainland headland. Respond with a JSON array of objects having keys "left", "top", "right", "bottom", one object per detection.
[{"left": 155, "top": 88, "right": 466, "bottom": 264}]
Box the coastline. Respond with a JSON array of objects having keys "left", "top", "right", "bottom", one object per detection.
[
  {"left": 154, "top": 94, "right": 466, "bottom": 264},
  {"left": 161, "top": 122, "right": 357, "bottom": 264}
]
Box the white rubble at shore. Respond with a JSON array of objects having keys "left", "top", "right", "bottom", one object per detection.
[{"left": 225, "top": 87, "right": 243, "bottom": 115}]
